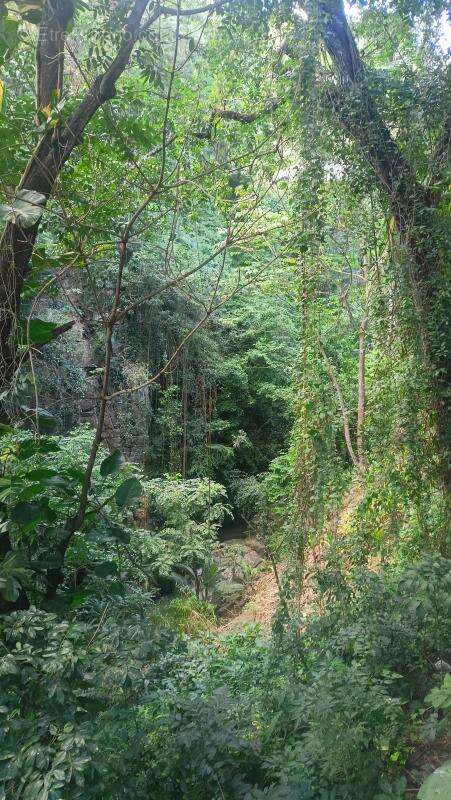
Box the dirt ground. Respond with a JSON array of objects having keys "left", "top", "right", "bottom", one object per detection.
[{"left": 217, "top": 567, "right": 282, "bottom": 633}]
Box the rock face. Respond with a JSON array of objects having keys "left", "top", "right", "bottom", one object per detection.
[{"left": 212, "top": 537, "right": 266, "bottom": 609}]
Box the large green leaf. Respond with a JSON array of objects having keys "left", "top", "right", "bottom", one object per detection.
[
  {"left": 17, "top": 484, "right": 44, "bottom": 501},
  {"left": 425, "top": 675, "right": 451, "bottom": 711},
  {"left": 107, "top": 524, "right": 131, "bottom": 544},
  {"left": 21, "top": 318, "right": 59, "bottom": 345},
  {"left": 71, "top": 587, "right": 90, "bottom": 608},
  {"left": 30, "top": 550, "right": 63, "bottom": 570},
  {"left": 0, "top": 574, "right": 20, "bottom": 602},
  {"left": 17, "top": 438, "right": 60, "bottom": 460},
  {"left": 0, "top": 424, "right": 14, "bottom": 436},
  {"left": 40, "top": 475, "right": 73, "bottom": 492},
  {"left": 418, "top": 761, "right": 451, "bottom": 799},
  {"left": 0, "top": 14, "right": 19, "bottom": 66},
  {"left": 86, "top": 524, "right": 131, "bottom": 545},
  {"left": 0, "top": 551, "right": 27, "bottom": 602},
  {"left": 100, "top": 449, "right": 123, "bottom": 477},
  {"left": 115, "top": 477, "right": 142, "bottom": 508},
  {"left": 0, "top": 189, "right": 46, "bottom": 228},
  {"left": 94, "top": 561, "right": 118, "bottom": 578},
  {"left": 10, "top": 501, "right": 44, "bottom": 528},
  {"left": 64, "top": 467, "right": 85, "bottom": 483},
  {"left": 26, "top": 468, "right": 58, "bottom": 480}
]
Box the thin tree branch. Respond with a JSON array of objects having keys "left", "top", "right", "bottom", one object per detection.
[{"left": 319, "top": 340, "right": 359, "bottom": 469}]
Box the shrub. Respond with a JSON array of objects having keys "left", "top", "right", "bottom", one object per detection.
[
  {"left": 1, "top": 556, "right": 449, "bottom": 800},
  {"left": 0, "top": 601, "right": 176, "bottom": 800}
]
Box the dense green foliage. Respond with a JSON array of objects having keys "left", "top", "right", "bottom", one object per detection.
[
  {"left": 0, "top": 0, "right": 449, "bottom": 798},
  {"left": 1, "top": 556, "right": 449, "bottom": 798}
]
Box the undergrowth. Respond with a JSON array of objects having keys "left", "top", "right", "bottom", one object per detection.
[{"left": 1, "top": 554, "right": 449, "bottom": 799}]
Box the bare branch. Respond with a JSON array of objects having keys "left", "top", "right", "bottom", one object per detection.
[
  {"left": 211, "top": 98, "right": 282, "bottom": 124},
  {"left": 195, "top": 97, "right": 283, "bottom": 139},
  {"left": 159, "top": 1, "right": 230, "bottom": 16},
  {"left": 319, "top": 340, "right": 359, "bottom": 470}
]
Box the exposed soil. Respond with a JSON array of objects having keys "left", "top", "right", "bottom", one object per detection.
[
  {"left": 217, "top": 566, "right": 282, "bottom": 633},
  {"left": 217, "top": 543, "right": 324, "bottom": 634},
  {"left": 216, "top": 481, "right": 365, "bottom": 634}
]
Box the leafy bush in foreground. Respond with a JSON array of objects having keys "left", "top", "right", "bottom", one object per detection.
[
  {"left": 0, "top": 598, "right": 178, "bottom": 799},
  {"left": 0, "top": 555, "right": 449, "bottom": 799}
]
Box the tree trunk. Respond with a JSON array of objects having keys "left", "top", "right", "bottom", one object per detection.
[
  {"left": 0, "top": 0, "right": 153, "bottom": 385},
  {"left": 317, "top": 0, "right": 450, "bottom": 488},
  {"left": 356, "top": 315, "right": 367, "bottom": 474},
  {"left": 356, "top": 260, "right": 368, "bottom": 474},
  {"left": 182, "top": 360, "right": 188, "bottom": 478}
]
